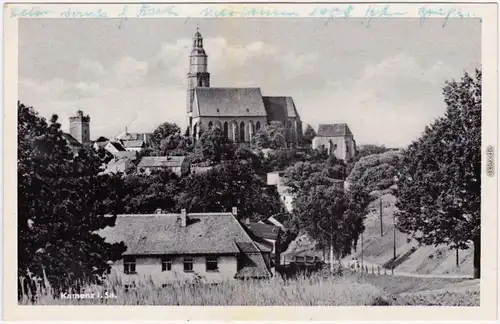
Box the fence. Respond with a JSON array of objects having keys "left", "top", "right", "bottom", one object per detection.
[{"left": 347, "top": 261, "right": 394, "bottom": 276}]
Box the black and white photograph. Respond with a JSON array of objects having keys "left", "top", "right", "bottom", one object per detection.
[{"left": 5, "top": 2, "right": 498, "bottom": 317}]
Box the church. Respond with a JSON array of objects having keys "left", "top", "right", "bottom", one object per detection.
[{"left": 186, "top": 28, "right": 302, "bottom": 147}]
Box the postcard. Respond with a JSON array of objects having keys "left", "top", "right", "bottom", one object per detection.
[{"left": 3, "top": 1, "right": 498, "bottom": 322}]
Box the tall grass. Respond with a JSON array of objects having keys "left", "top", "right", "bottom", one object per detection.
[
  {"left": 19, "top": 269, "right": 479, "bottom": 306},
  {"left": 20, "top": 272, "right": 385, "bottom": 306}
]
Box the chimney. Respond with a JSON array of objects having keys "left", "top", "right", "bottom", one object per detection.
[
  {"left": 180, "top": 209, "right": 187, "bottom": 227},
  {"left": 232, "top": 207, "right": 237, "bottom": 217}
]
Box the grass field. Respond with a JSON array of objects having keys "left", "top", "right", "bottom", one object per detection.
[{"left": 20, "top": 269, "right": 479, "bottom": 306}]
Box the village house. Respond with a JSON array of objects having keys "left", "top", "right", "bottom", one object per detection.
[
  {"left": 243, "top": 220, "right": 282, "bottom": 272},
  {"left": 115, "top": 127, "right": 152, "bottom": 153},
  {"left": 100, "top": 157, "right": 135, "bottom": 175},
  {"left": 137, "top": 156, "right": 190, "bottom": 177},
  {"left": 97, "top": 208, "right": 273, "bottom": 285},
  {"left": 62, "top": 133, "right": 83, "bottom": 155}
]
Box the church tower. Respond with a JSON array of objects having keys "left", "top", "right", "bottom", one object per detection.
[{"left": 187, "top": 27, "right": 210, "bottom": 126}]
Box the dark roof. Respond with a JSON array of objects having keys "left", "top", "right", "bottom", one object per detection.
[
  {"left": 244, "top": 222, "right": 281, "bottom": 241},
  {"left": 262, "top": 96, "right": 299, "bottom": 120},
  {"left": 113, "top": 151, "right": 138, "bottom": 160},
  {"left": 234, "top": 250, "right": 272, "bottom": 280},
  {"left": 123, "top": 140, "right": 144, "bottom": 148},
  {"left": 108, "top": 141, "right": 126, "bottom": 151},
  {"left": 193, "top": 87, "right": 267, "bottom": 117},
  {"left": 138, "top": 156, "right": 186, "bottom": 168},
  {"left": 97, "top": 212, "right": 259, "bottom": 255},
  {"left": 62, "top": 133, "right": 82, "bottom": 147},
  {"left": 317, "top": 124, "right": 353, "bottom": 137}
]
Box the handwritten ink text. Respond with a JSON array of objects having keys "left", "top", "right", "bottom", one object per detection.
[{"left": 10, "top": 7, "right": 51, "bottom": 18}]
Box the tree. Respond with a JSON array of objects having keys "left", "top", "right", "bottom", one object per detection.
[
  {"left": 346, "top": 151, "right": 401, "bottom": 194},
  {"left": 193, "top": 127, "right": 235, "bottom": 164},
  {"left": 119, "top": 169, "right": 181, "bottom": 214},
  {"left": 150, "top": 122, "right": 181, "bottom": 149},
  {"left": 395, "top": 69, "right": 481, "bottom": 278},
  {"left": 177, "top": 160, "right": 281, "bottom": 220},
  {"left": 251, "top": 121, "right": 286, "bottom": 150},
  {"left": 18, "top": 102, "right": 126, "bottom": 296},
  {"left": 302, "top": 124, "right": 317, "bottom": 146},
  {"left": 346, "top": 144, "right": 389, "bottom": 173}
]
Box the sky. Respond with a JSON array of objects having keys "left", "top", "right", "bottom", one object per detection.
[{"left": 19, "top": 17, "right": 481, "bottom": 147}]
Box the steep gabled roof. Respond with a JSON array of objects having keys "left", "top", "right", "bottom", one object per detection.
[
  {"left": 317, "top": 124, "right": 353, "bottom": 137},
  {"left": 107, "top": 141, "right": 126, "bottom": 151},
  {"left": 138, "top": 156, "right": 186, "bottom": 168},
  {"left": 62, "top": 133, "right": 82, "bottom": 147},
  {"left": 262, "top": 96, "right": 299, "bottom": 120},
  {"left": 123, "top": 140, "right": 145, "bottom": 148},
  {"left": 234, "top": 248, "right": 272, "bottom": 279},
  {"left": 97, "top": 212, "right": 259, "bottom": 255},
  {"left": 193, "top": 87, "right": 268, "bottom": 117},
  {"left": 244, "top": 222, "right": 281, "bottom": 241}
]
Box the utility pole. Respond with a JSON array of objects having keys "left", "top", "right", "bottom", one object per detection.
[
  {"left": 393, "top": 212, "right": 396, "bottom": 261},
  {"left": 380, "top": 197, "right": 383, "bottom": 237},
  {"left": 361, "top": 232, "right": 364, "bottom": 269}
]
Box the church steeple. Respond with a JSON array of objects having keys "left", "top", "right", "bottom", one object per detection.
[{"left": 186, "top": 26, "right": 210, "bottom": 115}]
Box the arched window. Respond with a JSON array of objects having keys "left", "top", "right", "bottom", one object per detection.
[
  {"left": 256, "top": 121, "right": 261, "bottom": 131},
  {"left": 239, "top": 121, "right": 245, "bottom": 142},
  {"left": 208, "top": 121, "right": 213, "bottom": 130},
  {"left": 223, "top": 122, "right": 229, "bottom": 138},
  {"left": 287, "top": 120, "right": 293, "bottom": 128},
  {"left": 193, "top": 124, "right": 198, "bottom": 139}
]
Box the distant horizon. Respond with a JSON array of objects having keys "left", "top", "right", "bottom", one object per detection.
[{"left": 19, "top": 18, "right": 480, "bottom": 148}]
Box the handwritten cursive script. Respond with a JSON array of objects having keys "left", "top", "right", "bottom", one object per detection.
[
  {"left": 200, "top": 7, "right": 298, "bottom": 17},
  {"left": 10, "top": 7, "right": 51, "bottom": 18},
  {"left": 418, "top": 7, "right": 481, "bottom": 27},
  {"left": 364, "top": 5, "right": 408, "bottom": 27},
  {"left": 136, "top": 4, "right": 178, "bottom": 17}
]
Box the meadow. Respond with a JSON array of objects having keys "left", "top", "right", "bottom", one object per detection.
[{"left": 19, "top": 269, "right": 479, "bottom": 306}]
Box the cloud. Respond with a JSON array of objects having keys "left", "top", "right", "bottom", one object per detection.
[
  {"left": 77, "top": 58, "right": 105, "bottom": 80},
  {"left": 295, "top": 54, "right": 456, "bottom": 147}
]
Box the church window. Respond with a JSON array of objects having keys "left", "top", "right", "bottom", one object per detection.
[
  {"left": 239, "top": 122, "right": 245, "bottom": 142},
  {"left": 208, "top": 121, "right": 213, "bottom": 130},
  {"left": 223, "top": 122, "right": 229, "bottom": 138},
  {"left": 256, "top": 121, "right": 261, "bottom": 131}
]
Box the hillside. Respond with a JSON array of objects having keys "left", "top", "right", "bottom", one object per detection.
[
  {"left": 283, "top": 150, "right": 474, "bottom": 277},
  {"left": 345, "top": 193, "right": 473, "bottom": 276}
]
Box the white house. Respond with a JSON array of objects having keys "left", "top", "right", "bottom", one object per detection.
[{"left": 97, "top": 208, "right": 273, "bottom": 286}]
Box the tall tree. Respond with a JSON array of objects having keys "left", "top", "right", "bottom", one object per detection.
[
  {"left": 251, "top": 121, "right": 286, "bottom": 150},
  {"left": 395, "top": 69, "right": 481, "bottom": 278},
  {"left": 18, "top": 102, "right": 126, "bottom": 295},
  {"left": 193, "top": 127, "right": 235, "bottom": 164},
  {"left": 302, "top": 124, "right": 317, "bottom": 146},
  {"left": 177, "top": 160, "right": 281, "bottom": 220},
  {"left": 150, "top": 122, "right": 181, "bottom": 150}
]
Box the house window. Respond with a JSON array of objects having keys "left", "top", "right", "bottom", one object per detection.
[
  {"left": 162, "top": 256, "right": 172, "bottom": 272},
  {"left": 205, "top": 256, "right": 219, "bottom": 272},
  {"left": 183, "top": 257, "right": 194, "bottom": 272},
  {"left": 124, "top": 256, "right": 136, "bottom": 274}
]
